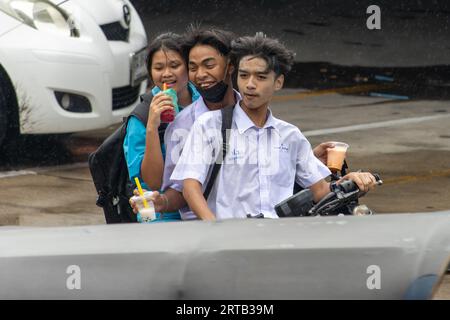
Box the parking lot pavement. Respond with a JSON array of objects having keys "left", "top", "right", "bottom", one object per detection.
[
  {"left": 435, "top": 274, "right": 450, "bottom": 299},
  {"left": 132, "top": 0, "right": 450, "bottom": 67},
  {"left": 272, "top": 88, "right": 450, "bottom": 213},
  {"left": 0, "top": 164, "right": 104, "bottom": 226}
]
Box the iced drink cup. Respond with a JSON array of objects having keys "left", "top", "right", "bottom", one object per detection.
[
  {"left": 160, "top": 86, "right": 179, "bottom": 123},
  {"left": 327, "top": 142, "right": 349, "bottom": 172},
  {"left": 139, "top": 207, "right": 156, "bottom": 222},
  {"left": 130, "top": 191, "right": 156, "bottom": 222}
]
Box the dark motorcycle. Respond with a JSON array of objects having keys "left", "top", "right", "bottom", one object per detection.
[{"left": 275, "top": 171, "right": 383, "bottom": 218}]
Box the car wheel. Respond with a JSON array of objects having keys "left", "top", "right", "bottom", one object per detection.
[
  {"left": 0, "top": 76, "right": 8, "bottom": 147},
  {"left": 0, "top": 65, "right": 19, "bottom": 151}
]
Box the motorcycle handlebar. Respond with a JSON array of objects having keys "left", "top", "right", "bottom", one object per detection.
[
  {"left": 275, "top": 173, "right": 383, "bottom": 218},
  {"left": 336, "top": 173, "right": 383, "bottom": 193}
]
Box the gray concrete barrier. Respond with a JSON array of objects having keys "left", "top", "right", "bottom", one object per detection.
[{"left": 0, "top": 212, "right": 449, "bottom": 299}]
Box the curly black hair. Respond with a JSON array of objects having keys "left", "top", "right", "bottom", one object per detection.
[
  {"left": 230, "top": 33, "right": 295, "bottom": 77},
  {"left": 182, "top": 25, "right": 236, "bottom": 60}
]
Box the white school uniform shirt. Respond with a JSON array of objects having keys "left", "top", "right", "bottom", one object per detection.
[
  {"left": 170, "top": 101, "right": 331, "bottom": 220},
  {"left": 162, "top": 90, "right": 241, "bottom": 220}
]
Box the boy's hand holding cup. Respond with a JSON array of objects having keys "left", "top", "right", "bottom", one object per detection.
[{"left": 326, "top": 142, "right": 349, "bottom": 172}]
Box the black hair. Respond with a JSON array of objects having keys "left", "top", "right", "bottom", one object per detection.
[
  {"left": 146, "top": 32, "right": 185, "bottom": 74},
  {"left": 230, "top": 33, "right": 295, "bottom": 77},
  {"left": 182, "top": 25, "right": 236, "bottom": 59}
]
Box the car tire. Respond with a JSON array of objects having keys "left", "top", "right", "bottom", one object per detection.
[
  {"left": 0, "top": 76, "right": 8, "bottom": 148},
  {"left": 0, "top": 65, "right": 19, "bottom": 151}
]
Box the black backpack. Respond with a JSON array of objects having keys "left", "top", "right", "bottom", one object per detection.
[{"left": 88, "top": 93, "right": 168, "bottom": 223}]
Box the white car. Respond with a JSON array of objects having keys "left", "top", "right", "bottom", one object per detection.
[{"left": 0, "top": 0, "right": 148, "bottom": 148}]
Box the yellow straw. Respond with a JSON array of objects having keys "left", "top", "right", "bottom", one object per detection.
[
  {"left": 163, "top": 83, "right": 167, "bottom": 91},
  {"left": 134, "top": 177, "right": 149, "bottom": 208}
]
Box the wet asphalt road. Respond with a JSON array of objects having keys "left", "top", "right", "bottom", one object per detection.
[{"left": 132, "top": 0, "right": 450, "bottom": 67}]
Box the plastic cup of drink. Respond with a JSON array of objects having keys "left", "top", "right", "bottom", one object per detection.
[
  {"left": 160, "top": 88, "right": 179, "bottom": 123},
  {"left": 326, "top": 142, "right": 349, "bottom": 172},
  {"left": 130, "top": 191, "right": 156, "bottom": 222},
  {"left": 130, "top": 191, "right": 153, "bottom": 210},
  {"left": 139, "top": 206, "right": 156, "bottom": 223}
]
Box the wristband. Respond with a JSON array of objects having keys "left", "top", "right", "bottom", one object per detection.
[{"left": 161, "top": 193, "right": 169, "bottom": 212}]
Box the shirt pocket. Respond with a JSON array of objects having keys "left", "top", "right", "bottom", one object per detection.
[{"left": 270, "top": 151, "right": 295, "bottom": 187}]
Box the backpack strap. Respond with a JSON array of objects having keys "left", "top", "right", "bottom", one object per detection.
[
  {"left": 203, "top": 105, "right": 234, "bottom": 200},
  {"left": 129, "top": 92, "right": 168, "bottom": 143},
  {"left": 130, "top": 93, "right": 152, "bottom": 125}
]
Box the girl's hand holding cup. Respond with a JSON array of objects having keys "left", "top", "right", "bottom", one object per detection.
[{"left": 147, "top": 92, "right": 174, "bottom": 129}]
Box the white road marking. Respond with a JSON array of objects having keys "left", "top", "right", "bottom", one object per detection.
[
  {"left": 0, "top": 162, "right": 88, "bottom": 179},
  {"left": 31, "top": 162, "right": 88, "bottom": 174},
  {"left": 1, "top": 114, "right": 449, "bottom": 177},
  {"left": 0, "top": 170, "right": 37, "bottom": 178},
  {"left": 303, "top": 113, "right": 450, "bottom": 137}
]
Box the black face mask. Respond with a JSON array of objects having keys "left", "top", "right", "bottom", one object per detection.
[
  {"left": 196, "top": 81, "right": 229, "bottom": 103},
  {"left": 196, "top": 59, "right": 230, "bottom": 103}
]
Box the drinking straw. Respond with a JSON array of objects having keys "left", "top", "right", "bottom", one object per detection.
[
  {"left": 163, "top": 83, "right": 167, "bottom": 91},
  {"left": 134, "top": 177, "right": 149, "bottom": 208}
]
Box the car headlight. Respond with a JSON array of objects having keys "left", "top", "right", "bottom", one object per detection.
[{"left": 1, "top": 0, "right": 79, "bottom": 37}]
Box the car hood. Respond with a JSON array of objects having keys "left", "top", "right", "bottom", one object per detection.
[{"left": 49, "top": 0, "right": 132, "bottom": 25}]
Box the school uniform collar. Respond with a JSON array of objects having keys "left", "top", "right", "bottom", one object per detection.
[
  {"left": 234, "top": 102, "right": 279, "bottom": 135},
  {"left": 151, "top": 85, "right": 160, "bottom": 96},
  {"left": 194, "top": 89, "right": 241, "bottom": 121},
  {"left": 193, "top": 96, "right": 210, "bottom": 120}
]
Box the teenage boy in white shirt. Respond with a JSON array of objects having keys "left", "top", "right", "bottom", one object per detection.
[
  {"left": 170, "top": 34, "right": 378, "bottom": 221},
  {"left": 160, "top": 28, "right": 240, "bottom": 220}
]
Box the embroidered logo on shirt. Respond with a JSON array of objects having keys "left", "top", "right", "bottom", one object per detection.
[
  {"left": 275, "top": 143, "right": 290, "bottom": 152},
  {"left": 229, "top": 148, "right": 244, "bottom": 160}
]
